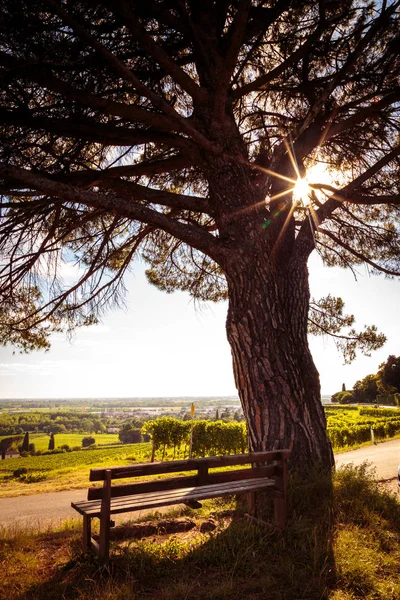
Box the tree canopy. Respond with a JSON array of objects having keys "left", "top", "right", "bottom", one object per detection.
[
  {"left": 0, "top": 0, "right": 399, "bottom": 471},
  {"left": 0, "top": 0, "right": 398, "bottom": 351},
  {"left": 378, "top": 354, "right": 400, "bottom": 392},
  {"left": 332, "top": 354, "right": 400, "bottom": 404}
]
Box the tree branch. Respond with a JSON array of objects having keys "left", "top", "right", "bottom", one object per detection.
[
  {"left": 232, "top": 30, "right": 321, "bottom": 99},
  {"left": 0, "top": 107, "right": 194, "bottom": 149},
  {"left": 0, "top": 154, "right": 195, "bottom": 194},
  {"left": 311, "top": 184, "right": 400, "bottom": 206},
  {"left": 45, "top": 0, "right": 217, "bottom": 154},
  {"left": 323, "top": 91, "right": 400, "bottom": 142},
  {"left": 0, "top": 51, "right": 173, "bottom": 130},
  {"left": 222, "top": 0, "right": 251, "bottom": 90},
  {"left": 54, "top": 154, "right": 196, "bottom": 187},
  {"left": 0, "top": 163, "right": 225, "bottom": 262},
  {"left": 318, "top": 226, "right": 400, "bottom": 276},
  {"left": 315, "top": 145, "right": 400, "bottom": 223},
  {"left": 296, "top": 3, "right": 398, "bottom": 137},
  {"left": 96, "top": 179, "right": 212, "bottom": 215},
  {"left": 114, "top": 0, "right": 201, "bottom": 99}
]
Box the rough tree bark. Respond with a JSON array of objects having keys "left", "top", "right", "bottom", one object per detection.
[{"left": 226, "top": 255, "right": 334, "bottom": 471}]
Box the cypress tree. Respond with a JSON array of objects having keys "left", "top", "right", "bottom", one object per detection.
[
  {"left": 22, "top": 431, "right": 30, "bottom": 452},
  {"left": 48, "top": 433, "right": 55, "bottom": 451}
]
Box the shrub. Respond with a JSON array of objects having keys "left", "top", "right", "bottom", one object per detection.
[
  {"left": 332, "top": 390, "right": 355, "bottom": 404},
  {"left": 20, "top": 472, "right": 48, "bottom": 483},
  {"left": 143, "top": 417, "right": 247, "bottom": 459},
  {"left": 119, "top": 426, "right": 143, "bottom": 444},
  {"left": 82, "top": 436, "right": 96, "bottom": 448},
  {"left": 13, "top": 467, "right": 28, "bottom": 478}
]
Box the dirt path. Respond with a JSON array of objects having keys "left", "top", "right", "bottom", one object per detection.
[{"left": 1, "top": 439, "right": 399, "bottom": 527}]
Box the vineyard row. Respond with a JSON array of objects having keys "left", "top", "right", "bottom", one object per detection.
[{"left": 143, "top": 415, "right": 400, "bottom": 457}]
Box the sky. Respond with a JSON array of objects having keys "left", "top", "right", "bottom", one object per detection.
[{"left": 0, "top": 252, "right": 399, "bottom": 400}]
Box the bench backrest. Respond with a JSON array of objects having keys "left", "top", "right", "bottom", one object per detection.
[{"left": 87, "top": 450, "right": 290, "bottom": 501}]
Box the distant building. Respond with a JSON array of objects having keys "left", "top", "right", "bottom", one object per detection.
[
  {"left": 4, "top": 449, "right": 20, "bottom": 459},
  {"left": 107, "top": 427, "right": 120, "bottom": 434}
]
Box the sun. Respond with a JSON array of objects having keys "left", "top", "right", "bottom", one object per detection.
[
  {"left": 292, "top": 161, "right": 335, "bottom": 207},
  {"left": 293, "top": 177, "right": 311, "bottom": 206}
]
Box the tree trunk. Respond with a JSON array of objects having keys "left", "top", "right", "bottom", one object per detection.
[{"left": 226, "top": 253, "right": 334, "bottom": 474}]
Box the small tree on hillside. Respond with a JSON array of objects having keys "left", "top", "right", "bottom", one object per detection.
[
  {"left": 48, "top": 433, "right": 55, "bottom": 451},
  {"left": 353, "top": 374, "right": 379, "bottom": 403},
  {"left": 118, "top": 424, "right": 142, "bottom": 444},
  {"left": 22, "top": 431, "right": 30, "bottom": 452}
]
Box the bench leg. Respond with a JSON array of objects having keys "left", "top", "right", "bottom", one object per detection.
[
  {"left": 247, "top": 491, "right": 256, "bottom": 515},
  {"left": 99, "top": 515, "right": 110, "bottom": 562},
  {"left": 83, "top": 514, "right": 92, "bottom": 552},
  {"left": 274, "top": 495, "right": 286, "bottom": 529},
  {"left": 98, "top": 469, "right": 112, "bottom": 562}
]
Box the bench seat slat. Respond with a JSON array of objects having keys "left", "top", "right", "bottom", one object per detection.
[{"left": 72, "top": 477, "right": 280, "bottom": 517}]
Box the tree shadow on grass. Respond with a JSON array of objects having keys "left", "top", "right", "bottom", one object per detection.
[{"left": 10, "top": 463, "right": 400, "bottom": 600}]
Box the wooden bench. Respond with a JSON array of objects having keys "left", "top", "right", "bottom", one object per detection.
[{"left": 71, "top": 450, "right": 290, "bottom": 561}]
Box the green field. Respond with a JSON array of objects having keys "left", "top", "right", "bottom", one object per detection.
[
  {"left": 29, "top": 432, "right": 120, "bottom": 451},
  {"left": 0, "top": 432, "right": 120, "bottom": 452},
  {"left": 0, "top": 441, "right": 153, "bottom": 497}
]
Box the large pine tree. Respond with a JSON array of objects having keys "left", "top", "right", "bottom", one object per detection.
[{"left": 1, "top": 1, "right": 399, "bottom": 473}]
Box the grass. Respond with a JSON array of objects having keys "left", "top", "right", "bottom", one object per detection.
[
  {"left": 1, "top": 463, "right": 399, "bottom": 600},
  {"left": 0, "top": 443, "right": 249, "bottom": 498},
  {"left": 0, "top": 443, "right": 216, "bottom": 497}
]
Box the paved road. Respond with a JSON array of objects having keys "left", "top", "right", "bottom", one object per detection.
[
  {"left": 1, "top": 439, "right": 399, "bottom": 527},
  {"left": 334, "top": 437, "right": 400, "bottom": 479},
  {"left": 0, "top": 489, "right": 86, "bottom": 528},
  {"left": 0, "top": 488, "right": 171, "bottom": 528}
]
